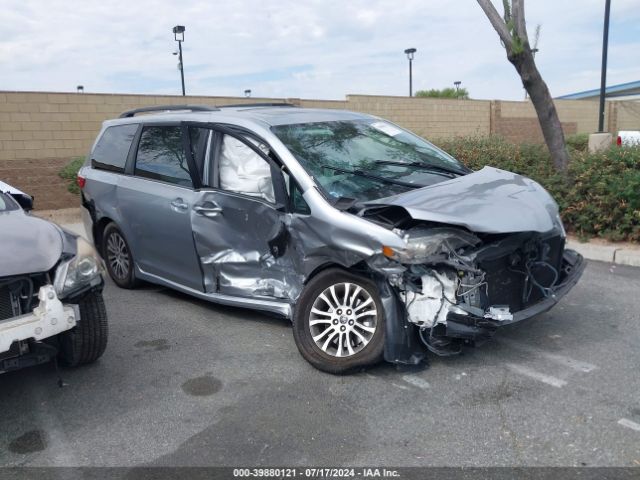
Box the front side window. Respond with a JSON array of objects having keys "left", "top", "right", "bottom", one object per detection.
[
  {"left": 272, "top": 120, "right": 468, "bottom": 202},
  {"left": 92, "top": 124, "right": 138, "bottom": 173},
  {"left": 135, "top": 126, "right": 193, "bottom": 187}
]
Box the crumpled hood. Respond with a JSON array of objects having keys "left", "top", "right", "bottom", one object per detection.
[
  {"left": 0, "top": 211, "right": 64, "bottom": 277},
  {"left": 364, "top": 166, "right": 559, "bottom": 234}
]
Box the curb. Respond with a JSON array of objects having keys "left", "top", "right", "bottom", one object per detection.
[
  {"left": 34, "top": 207, "right": 81, "bottom": 225},
  {"left": 567, "top": 238, "right": 640, "bottom": 268},
  {"left": 43, "top": 209, "right": 640, "bottom": 269}
]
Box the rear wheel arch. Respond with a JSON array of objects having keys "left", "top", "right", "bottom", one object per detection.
[
  {"left": 93, "top": 217, "right": 115, "bottom": 252},
  {"left": 101, "top": 222, "right": 139, "bottom": 289}
]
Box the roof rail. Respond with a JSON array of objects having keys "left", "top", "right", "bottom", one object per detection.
[
  {"left": 119, "top": 105, "right": 219, "bottom": 118},
  {"left": 217, "top": 102, "right": 297, "bottom": 109}
]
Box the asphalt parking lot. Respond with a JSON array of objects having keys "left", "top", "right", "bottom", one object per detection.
[{"left": 1, "top": 260, "right": 639, "bottom": 467}]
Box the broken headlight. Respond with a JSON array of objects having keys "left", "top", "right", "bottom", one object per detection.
[
  {"left": 554, "top": 213, "right": 566, "bottom": 238},
  {"left": 54, "top": 237, "right": 104, "bottom": 297},
  {"left": 383, "top": 227, "right": 480, "bottom": 264}
]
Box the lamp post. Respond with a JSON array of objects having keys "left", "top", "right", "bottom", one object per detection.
[
  {"left": 404, "top": 48, "right": 417, "bottom": 97},
  {"left": 598, "top": 0, "right": 611, "bottom": 133},
  {"left": 172, "top": 25, "right": 186, "bottom": 96},
  {"left": 454, "top": 81, "right": 461, "bottom": 98}
]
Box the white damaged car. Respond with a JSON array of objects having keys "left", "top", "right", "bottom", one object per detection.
[{"left": 0, "top": 181, "right": 107, "bottom": 375}]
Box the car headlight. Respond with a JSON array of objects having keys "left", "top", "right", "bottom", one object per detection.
[
  {"left": 54, "top": 237, "right": 104, "bottom": 297},
  {"left": 382, "top": 227, "right": 481, "bottom": 264},
  {"left": 555, "top": 213, "right": 567, "bottom": 238}
]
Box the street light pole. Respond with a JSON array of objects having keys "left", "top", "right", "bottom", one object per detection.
[
  {"left": 173, "top": 25, "right": 186, "bottom": 96},
  {"left": 454, "top": 81, "right": 461, "bottom": 98},
  {"left": 598, "top": 0, "right": 611, "bottom": 133},
  {"left": 404, "top": 48, "right": 416, "bottom": 97}
]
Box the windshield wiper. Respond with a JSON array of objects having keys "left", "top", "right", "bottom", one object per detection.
[
  {"left": 373, "top": 159, "right": 468, "bottom": 176},
  {"left": 320, "top": 164, "right": 423, "bottom": 189}
]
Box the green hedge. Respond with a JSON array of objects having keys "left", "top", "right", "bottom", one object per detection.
[
  {"left": 436, "top": 136, "right": 640, "bottom": 242},
  {"left": 59, "top": 156, "right": 85, "bottom": 194}
]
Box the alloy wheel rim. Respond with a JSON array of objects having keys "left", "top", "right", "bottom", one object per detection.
[
  {"left": 309, "top": 282, "right": 378, "bottom": 358},
  {"left": 106, "top": 232, "right": 130, "bottom": 280}
]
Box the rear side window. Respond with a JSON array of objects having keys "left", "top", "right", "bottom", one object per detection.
[
  {"left": 134, "top": 126, "right": 193, "bottom": 187},
  {"left": 91, "top": 124, "right": 138, "bottom": 173}
]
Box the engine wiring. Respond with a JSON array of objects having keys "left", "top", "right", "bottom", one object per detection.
[{"left": 526, "top": 260, "right": 559, "bottom": 298}]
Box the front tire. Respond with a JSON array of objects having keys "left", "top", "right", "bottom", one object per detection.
[
  {"left": 58, "top": 291, "right": 108, "bottom": 367},
  {"left": 102, "top": 223, "right": 138, "bottom": 289},
  {"left": 293, "top": 268, "right": 385, "bottom": 374}
]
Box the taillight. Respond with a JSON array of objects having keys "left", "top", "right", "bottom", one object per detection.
[
  {"left": 617, "top": 135, "right": 622, "bottom": 146},
  {"left": 77, "top": 175, "right": 86, "bottom": 189}
]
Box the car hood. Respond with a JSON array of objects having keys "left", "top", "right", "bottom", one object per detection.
[
  {"left": 363, "top": 166, "right": 558, "bottom": 234},
  {"left": 0, "top": 211, "right": 64, "bottom": 277}
]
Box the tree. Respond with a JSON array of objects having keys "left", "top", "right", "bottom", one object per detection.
[
  {"left": 477, "top": 0, "right": 569, "bottom": 172},
  {"left": 416, "top": 87, "right": 470, "bottom": 99}
]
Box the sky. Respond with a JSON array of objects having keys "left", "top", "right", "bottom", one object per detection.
[{"left": 0, "top": 0, "right": 639, "bottom": 101}]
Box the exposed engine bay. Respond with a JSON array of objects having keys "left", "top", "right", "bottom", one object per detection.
[{"left": 375, "top": 224, "right": 582, "bottom": 356}]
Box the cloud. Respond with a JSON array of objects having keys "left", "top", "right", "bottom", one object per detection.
[{"left": 0, "top": 0, "right": 638, "bottom": 100}]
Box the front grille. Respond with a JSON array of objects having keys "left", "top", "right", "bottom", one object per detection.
[
  {"left": 0, "top": 275, "right": 44, "bottom": 321},
  {"left": 477, "top": 234, "right": 565, "bottom": 312},
  {"left": 0, "top": 285, "right": 18, "bottom": 321}
]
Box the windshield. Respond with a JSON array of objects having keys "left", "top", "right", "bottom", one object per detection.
[{"left": 272, "top": 119, "right": 468, "bottom": 202}]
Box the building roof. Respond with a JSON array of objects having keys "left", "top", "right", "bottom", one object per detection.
[{"left": 557, "top": 80, "right": 640, "bottom": 100}]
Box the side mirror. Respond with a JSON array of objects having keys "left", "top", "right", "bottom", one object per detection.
[{"left": 11, "top": 193, "right": 34, "bottom": 212}]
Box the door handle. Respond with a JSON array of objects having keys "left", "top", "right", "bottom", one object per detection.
[
  {"left": 194, "top": 203, "right": 223, "bottom": 217},
  {"left": 170, "top": 198, "right": 189, "bottom": 212}
]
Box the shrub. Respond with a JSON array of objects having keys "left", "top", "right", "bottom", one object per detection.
[
  {"left": 59, "top": 156, "right": 85, "bottom": 194},
  {"left": 565, "top": 133, "right": 589, "bottom": 152},
  {"left": 416, "top": 87, "right": 470, "bottom": 99},
  {"left": 435, "top": 135, "right": 640, "bottom": 242}
]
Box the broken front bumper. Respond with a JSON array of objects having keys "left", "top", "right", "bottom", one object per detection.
[
  {"left": 383, "top": 249, "right": 585, "bottom": 364},
  {"left": 444, "top": 249, "right": 585, "bottom": 340},
  {"left": 0, "top": 285, "right": 78, "bottom": 355}
]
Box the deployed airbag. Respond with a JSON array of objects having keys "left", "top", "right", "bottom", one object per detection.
[{"left": 219, "top": 136, "right": 275, "bottom": 203}]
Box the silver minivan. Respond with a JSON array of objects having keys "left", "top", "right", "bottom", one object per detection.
[{"left": 79, "top": 104, "right": 584, "bottom": 373}]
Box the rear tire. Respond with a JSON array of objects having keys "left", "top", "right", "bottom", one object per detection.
[
  {"left": 102, "top": 223, "right": 138, "bottom": 289},
  {"left": 293, "top": 268, "right": 385, "bottom": 374},
  {"left": 58, "top": 291, "right": 108, "bottom": 367}
]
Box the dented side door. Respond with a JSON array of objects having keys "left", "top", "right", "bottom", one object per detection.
[{"left": 186, "top": 122, "right": 294, "bottom": 299}]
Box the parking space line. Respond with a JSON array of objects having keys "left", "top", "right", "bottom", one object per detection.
[
  {"left": 401, "top": 375, "right": 431, "bottom": 390},
  {"left": 618, "top": 418, "right": 640, "bottom": 432},
  {"left": 506, "top": 363, "right": 567, "bottom": 388},
  {"left": 391, "top": 382, "right": 411, "bottom": 390},
  {"left": 499, "top": 338, "right": 598, "bottom": 373}
]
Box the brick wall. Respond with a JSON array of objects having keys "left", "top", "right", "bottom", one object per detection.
[
  {"left": 0, "top": 90, "right": 637, "bottom": 210},
  {"left": 616, "top": 101, "right": 640, "bottom": 131},
  {"left": 346, "top": 95, "right": 491, "bottom": 138},
  {"left": 492, "top": 100, "right": 578, "bottom": 144}
]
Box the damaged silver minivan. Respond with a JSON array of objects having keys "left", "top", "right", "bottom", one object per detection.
[{"left": 79, "top": 104, "right": 585, "bottom": 373}]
